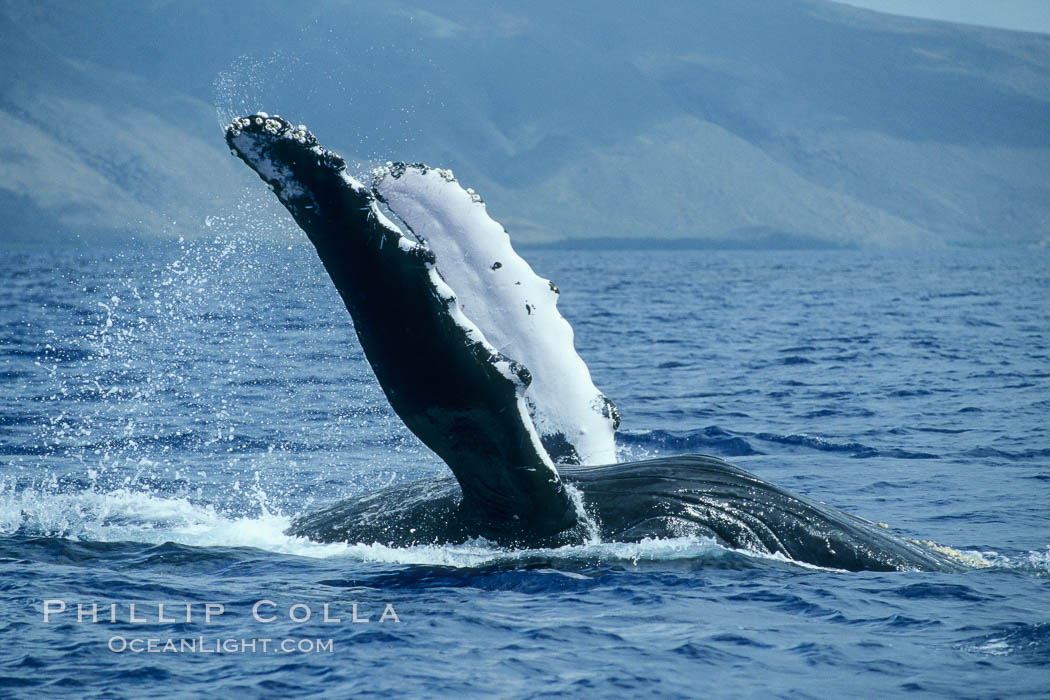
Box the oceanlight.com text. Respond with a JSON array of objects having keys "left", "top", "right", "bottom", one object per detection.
[{"left": 107, "top": 636, "right": 334, "bottom": 654}]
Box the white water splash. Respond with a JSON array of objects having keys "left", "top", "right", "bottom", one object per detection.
[{"left": 0, "top": 483, "right": 790, "bottom": 568}]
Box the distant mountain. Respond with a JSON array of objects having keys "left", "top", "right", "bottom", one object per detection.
[{"left": 1, "top": 0, "right": 1047, "bottom": 248}]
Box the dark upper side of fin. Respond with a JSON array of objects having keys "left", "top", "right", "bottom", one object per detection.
[{"left": 225, "top": 115, "right": 576, "bottom": 536}]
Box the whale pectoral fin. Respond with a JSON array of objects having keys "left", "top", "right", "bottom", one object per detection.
[
  {"left": 226, "top": 114, "right": 577, "bottom": 535},
  {"left": 226, "top": 115, "right": 419, "bottom": 271}
]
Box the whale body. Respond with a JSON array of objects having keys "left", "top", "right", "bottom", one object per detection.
[
  {"left": 288, "top": 455, "right": 966, "bottom": 572},
  {"left": 226, "top": 113, "right": 969, "bottom": 572}
]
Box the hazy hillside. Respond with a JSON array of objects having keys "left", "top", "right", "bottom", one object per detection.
[{"left": 1, "top": 0, "right": 1047, "bottom": 248}]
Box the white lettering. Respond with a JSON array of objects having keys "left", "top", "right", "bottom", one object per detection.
[
  {"left": 379, "top": 604, "right": 401, "bottom": 623},
  {"left": 129, "top": 604, "right": 147, "bottom": 623},
  {"left": 77, "top": 603, "right": 98, "bottom": 623},
  {"left": 322, "top": 603, "right": 341, "bottom": 623},
  {"left": 43, "top": 599, "right": 66, "bottom": 622},
  {"left": 351, "top": 603, "right": 370, "bottom": 623},
  {"left": 205, "top": 603, "right": 224, "bottom": 623},
  {"left": 288, "top": 603, "right": 311, "bottom": 623},
  {"left": 157, "top": 604, "right": 175, "bottom": 623},
  {"left": 253, "top": 600, "right": 277, "bottom": 623},
  {"left": 105, "top": 635, "right": 339, "bottom": 654}
]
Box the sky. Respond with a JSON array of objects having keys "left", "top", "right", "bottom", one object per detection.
[{"left": 836, "top": 0, "right": 1050, "bottom": 33}]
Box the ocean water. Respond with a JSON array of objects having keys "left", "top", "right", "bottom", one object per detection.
[{"left": 1, "top": 238, "right": 1048, "bottom": 698}]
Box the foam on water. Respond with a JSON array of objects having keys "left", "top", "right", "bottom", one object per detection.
[{"left": 0, "top": 480, "right": 681, "bottom": 564}]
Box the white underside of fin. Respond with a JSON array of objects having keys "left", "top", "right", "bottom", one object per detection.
[{"left": 373, "top": 165, "right": 618, "bottom": 465}]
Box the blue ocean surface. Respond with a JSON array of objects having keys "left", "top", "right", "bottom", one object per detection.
[{"left": 1, "top": 239, "right": 1048, "bottom": 698}]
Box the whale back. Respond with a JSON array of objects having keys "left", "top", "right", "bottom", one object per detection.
[
  {"left": 286, "top": 454, "right": 970, "bottom": 572},
  {"left": 560, "top": 455, "right": 970, "bottom": 572}
]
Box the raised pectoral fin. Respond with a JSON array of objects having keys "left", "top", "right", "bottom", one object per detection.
[{"left": 226, "top": 114, "right": 577, "bottom": 535}]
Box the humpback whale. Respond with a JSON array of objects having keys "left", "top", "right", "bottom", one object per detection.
[{"left": 225, "top": 113, "right": 970, "bottom": 572}]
